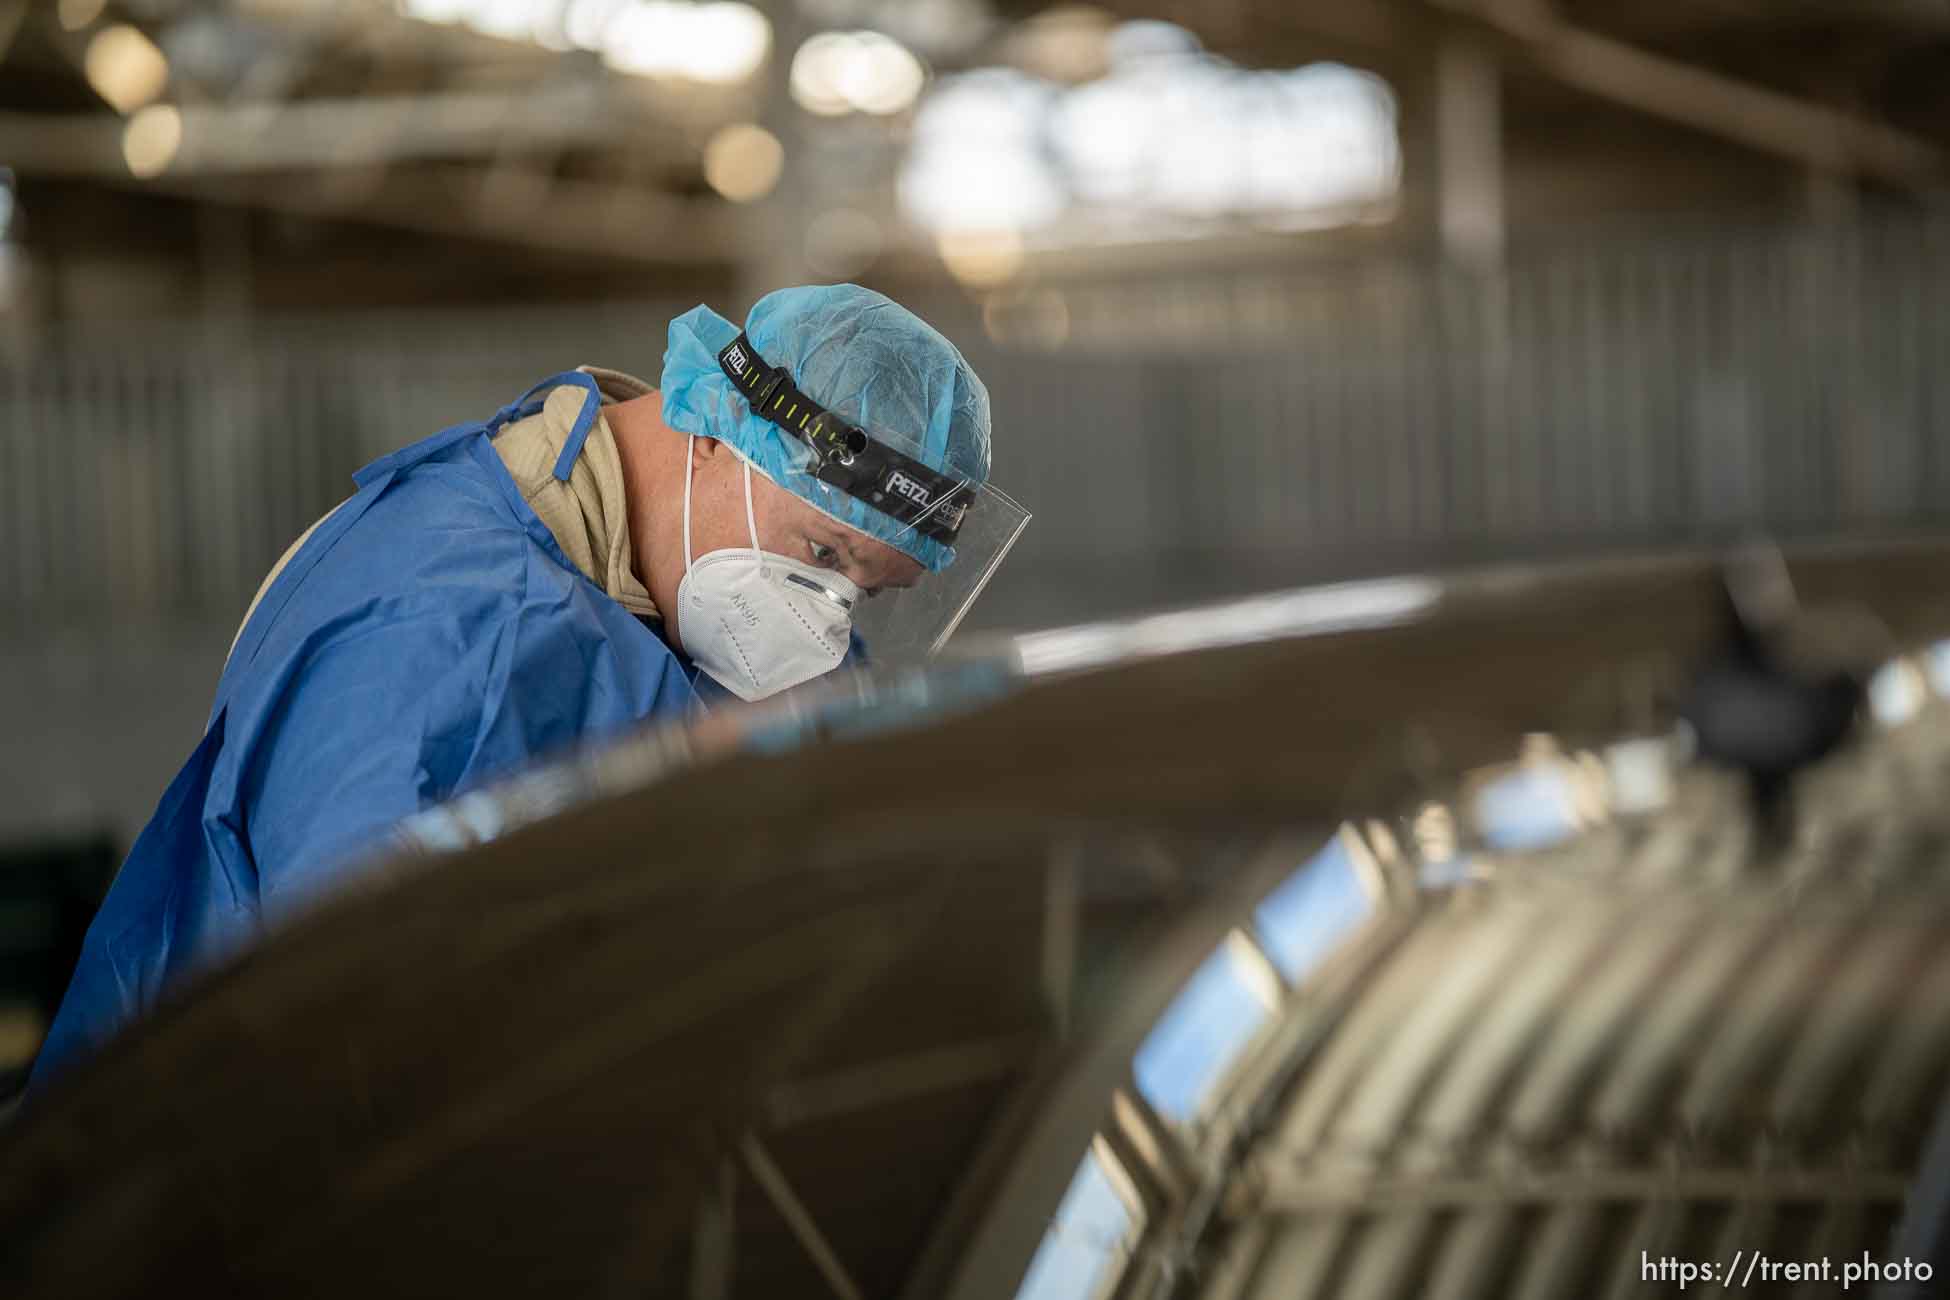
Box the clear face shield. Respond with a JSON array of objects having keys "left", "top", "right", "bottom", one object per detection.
[{"left": 844, "top": 480, "right": 1031, "bottom": 668}]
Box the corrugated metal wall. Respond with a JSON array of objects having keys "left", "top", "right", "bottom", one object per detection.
[
  {"left": 3, "top": 216, "right": 1948, "bottom": 638},
  {"left": 1172, "top": 724, "right": 1950, "bottom": 1300}
]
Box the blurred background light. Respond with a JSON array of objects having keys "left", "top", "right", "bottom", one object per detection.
[
  {"left": 466, "top": 0, "right": 546, "bottom": 41},
  {"left": 601, "top": 2, "right": 771, "bottom": 83},
  {"left": 563, "top": 0, "right": 627, "bottom": 47},
  {"left": 1870, "top": 659, "right": 1927, "bottom": 727},
  {"left": 1104, "top": 17, "right": 1200, "bottom": 64},
  {"left": 398, "top": 0, "right": 477, "bottom": 25},
  {"left": 797, "top": 0, "right": 991, "bottom": 60},
  {"left": 121, "top": 103, "right": 182, "bottom": 179},
  {"left": 529, "top": 11, "right": 577, "bottom": 51},
  {"left": 981, "top": 288, "right": 1069, "bottom": 349},
  {"left": 901, "top": 70, "right": 1063, "bottom": 235},
  {"left": 935, "top": 226, "right": 1024, "bottom": 287},
  {"left": 789, "top": 32, "right": 854, "bottom": 115},
  {"left": 899, "top": 21, "right": 1398, "bottom": 244},
  {"left": 849, "top": 32, "right": 926, "bottom": 114},
  {"left": 57, "top": 0, "right": 107, "bottom": 33},
  {"left": 789, "top": 30, "right": 927, "bottom": 116},
  {"left": 85, "top": 24, "right": 170, "bottom": 115},
  {"left": 1604, "top": 738, "right": 1675, "bottom": 815},
  {"left": 677, "top": 4, "right": 774, "bottom": 83},
  {"left": 803, "top": 207, "right": 884, "bottom": 278},
  {"left": 396, "top": 0, "right": 772, "bottom": 83},
  {"left": 0, "top": 175, "right": 14, "bottom": 243},
  {"left": 701, "top": 122, "right": 783, "bottom": 202},
  {"left": 1003, "top": 4, "right": 1114, "bottom": 84}
]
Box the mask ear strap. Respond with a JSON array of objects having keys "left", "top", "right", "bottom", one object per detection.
[
  {"left": 741, "top": 459, "right": 760, "bottom": 560},
  {"left": 682, "top": 434, "right": 697, "bottom": 571}
]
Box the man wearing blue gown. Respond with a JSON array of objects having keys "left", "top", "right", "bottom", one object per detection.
[{"left": 28, "top": 284, "right": 1013, "bottom": 1089}]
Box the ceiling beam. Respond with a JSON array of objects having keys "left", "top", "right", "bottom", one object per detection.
[
  {"left": 1066, "top": 0, "right": 1946, "bottom": 187},
  {"left": 49, "top": 162, "right": 739, "bottom": 266},
  {"left": 688, "top": 1157, "right": 737, "bottom": 1300},
  {"left": 0, "top": 86, "right": 685, "bottom": 178},
  {"left": 1433, "top": 0, "right": 1946, "bottom": 187},
  {"left": 218, "top": 165, "right": 736, "bottom": 264},
  {"left": 762, "top": 1033, "right": 1039, "bottom": 1130},
  {"left": 739, "top": 1133, "right": 868, "bottom": 1300}
]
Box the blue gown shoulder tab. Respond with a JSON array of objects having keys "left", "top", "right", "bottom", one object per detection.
[
  {"left": 483, "top": 371, "right": 605, "bottom": 484},
  {"left": 353, "top": 372, "right": 604, "bottom": 490}
]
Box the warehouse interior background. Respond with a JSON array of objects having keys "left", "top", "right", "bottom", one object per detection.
[{"left": 3, "top": 0, "right": 1950, "bottom": 1147}]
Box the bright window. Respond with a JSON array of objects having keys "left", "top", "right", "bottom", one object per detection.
[
  {"left": 1133, "top": 932, "right": 1280, "bottom": 1124},
  {"left": 1251, "top": 832, "right": 1374, "bottom": 981},
  {"left": 1013, "top": 1143, "right": 1141, "bottom": 1300},
  {"left": 900, "top": 20, "right": 1398, "bottom": 244},
  {"left": 1473, "top": 764, "right": 1581, "bottom": 851}
]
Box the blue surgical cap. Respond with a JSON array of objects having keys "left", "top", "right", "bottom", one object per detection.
[{"left": 661, "top": 284, "right": 992, "bottom": 573}]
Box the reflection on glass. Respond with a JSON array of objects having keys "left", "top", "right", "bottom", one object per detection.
[
  {"left": 1133, "top": 931, "right": 1280, "bottom": 1125},
  {"left": 1013, "top": 1143, "right": 1141, "bottom": 1300},
  {"left": 1253, "top": 831, "right": 1375, "bottom": 980}
]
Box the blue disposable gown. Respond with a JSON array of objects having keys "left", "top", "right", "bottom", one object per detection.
[{"left": 29, "top": 373, "right": 697, "bottom": 1090}]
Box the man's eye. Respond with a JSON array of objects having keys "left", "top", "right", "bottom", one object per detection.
[{"left": 808, "top": 542, "right": 838, "bottom": 566}]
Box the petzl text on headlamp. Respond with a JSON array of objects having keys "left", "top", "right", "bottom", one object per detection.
[{"left": 717, "top": 333, "right": 973, "bottom": 546}]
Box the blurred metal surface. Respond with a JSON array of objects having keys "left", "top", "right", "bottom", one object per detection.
[
  {"left": 1184, "top": 853, "right": 1946, "bottom": 1298},
  {"left": 1150, "top": 726, "right": 1950, "bottom": 1300},
  {"left": 4, "top": 539, "right": 1950, "bottom": 1298}
]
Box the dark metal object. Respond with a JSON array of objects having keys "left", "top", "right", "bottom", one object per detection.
[
  {"left": 4, "top": 539, "right": 1950, "bottom": 1299},
  {"left": 1681, "top": 550, "right": 1888, "bottom": 844}
]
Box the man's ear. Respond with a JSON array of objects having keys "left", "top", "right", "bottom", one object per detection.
[{"left": 685, "top": 435, "right": 732, "bottom": 483}]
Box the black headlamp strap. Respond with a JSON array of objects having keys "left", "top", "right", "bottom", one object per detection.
[{"left": 715, "top": 332, "right": 972, "bottom": 547}]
